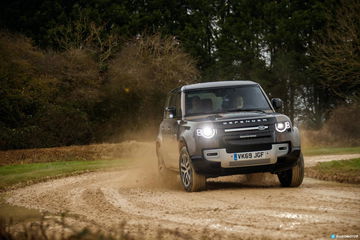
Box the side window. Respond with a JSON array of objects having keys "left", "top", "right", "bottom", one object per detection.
[
  {"left": 169, "top": 93, "right": 176, "bottom": 108},
  {"left": 165, "top": 94, "right": 176, "bottom": 119},
  {"left": 164, "top": 94, "right": 171, "bottom": 119},
  {"left": 164, "top": 92, "right": 181, "bottom": 119}
]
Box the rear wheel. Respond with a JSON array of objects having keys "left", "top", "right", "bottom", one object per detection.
[
  {"left": 277, "top": 153, "right": 304, "bottom": 187},
  {"left": 179, "top": 146, "right": 206, "bottom": 192}
]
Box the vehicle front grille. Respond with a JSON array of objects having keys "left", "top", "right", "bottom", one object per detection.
[
  {"left": 224, "top": 130, "right": 272, "bottom": 142},
  {"left": 223, "top": 124, "right": 273, "bottom": 142},
  {"left": 225, "top": 143, "right": 272, "bottom": 153},
  {"left": 221, "top": 122, "right": 275, "bottom": 153},
  {"left": 218, "top": 117, "right": 276, "bottom": 152}
]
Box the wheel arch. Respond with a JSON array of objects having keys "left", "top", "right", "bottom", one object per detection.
[
  {"left": 292, "top": 126, "right": 301, "bottom": 148},
  {"left": 178, "top": 137, "right": 188, "bottom": 152}
]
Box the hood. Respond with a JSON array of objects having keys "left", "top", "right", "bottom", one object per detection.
[{"left": 185, "top": 111, "right": 276, "bottom": 122}]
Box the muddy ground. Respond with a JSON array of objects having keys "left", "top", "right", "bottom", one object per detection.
[{"left": 3, "top": 152, "right": 360, "bottom": 239}]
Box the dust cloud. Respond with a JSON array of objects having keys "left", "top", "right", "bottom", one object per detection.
[
  {"left": 111, "top": 140, "right": 280, "bottom": 189},
  {"left": 101, "top": 139, "right": 182, "bottom": 190},
  {"left": 113, "top": 140, "right": 279, "bottom": 190}
]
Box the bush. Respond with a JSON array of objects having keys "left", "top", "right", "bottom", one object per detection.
[
  {"left": 0, "top": 31, "right": 199, "bottom": 149},
  {"left": 0, "top": 31, "right": 98, "bottom": 149},
  {"left": 102, "top": 34, "right": 199, "bottom": 140}
]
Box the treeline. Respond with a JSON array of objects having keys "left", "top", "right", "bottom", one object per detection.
[
  {"left": 0, "top": 0, "right": 359, "bottom": 149},
  {"left": 0, "top": 32, "right": 198, "bottom": 149}
]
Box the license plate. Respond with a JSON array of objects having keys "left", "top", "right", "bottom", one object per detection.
[{"left": 233, "top": 151, "right": 267, "bottom": 161}]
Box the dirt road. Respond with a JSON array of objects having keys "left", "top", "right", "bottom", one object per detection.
[{"left": 5, "top": 154, "right": 360, "bottom": 239}]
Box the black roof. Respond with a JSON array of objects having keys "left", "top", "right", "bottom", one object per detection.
[{"left": 181, "top": 80, "right": 257, "bottom": 91}]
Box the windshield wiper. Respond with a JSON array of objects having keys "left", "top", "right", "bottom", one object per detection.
[{"left": 226, "top": 108, "right": 266, "bottom": 113}]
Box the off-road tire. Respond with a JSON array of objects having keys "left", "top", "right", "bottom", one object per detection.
[
  {"left": 179, "top": 146, "right": 206, "bottom": 192},
  {"left": 277, "top": 153, "right": 304, "bottom": 187}
]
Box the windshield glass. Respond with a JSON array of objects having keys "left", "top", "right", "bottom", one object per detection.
[{"left": 185, "top": 85, "right": 272, "bottom": 116}]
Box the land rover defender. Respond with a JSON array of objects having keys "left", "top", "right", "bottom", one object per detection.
[{"left": 156, "top": 81, "right": 304, "bottom": 192}]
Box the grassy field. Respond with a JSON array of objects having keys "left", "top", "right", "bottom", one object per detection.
[
  {"left": 313, "top": 158, "right": 360, "bottom": 176},
  {"left": 0, "top": 159, "right": 129, "bottom": 191},
  {"left": 306, "top": 158, "right": 360, "bottom": 183},
  {"left": 302, "top": 146, "right": 360, "bottom": 156}
]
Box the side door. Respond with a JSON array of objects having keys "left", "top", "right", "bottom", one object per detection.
[
  {"left": 160, "top": 93, "right": 176, "bottom": 168},
  {"left": 167, "top": 92, "right": 182, "bottom": 169}
]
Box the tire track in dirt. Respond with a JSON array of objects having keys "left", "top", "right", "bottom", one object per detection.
[{"left": 5, "top": 154, "right": 360, "bottom": 239}]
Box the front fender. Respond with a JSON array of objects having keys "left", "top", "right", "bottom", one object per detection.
[{"left": 292, "top": 126, "right": 301, "bottom": 148}]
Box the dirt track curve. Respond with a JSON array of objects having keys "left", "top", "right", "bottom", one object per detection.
[{"left": 5, "top": 153, "right": 360, "bottom": 239}]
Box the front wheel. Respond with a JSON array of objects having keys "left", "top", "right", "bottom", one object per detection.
[
  {"left": 179, "top": 146, "right": 206, "bottom": 192},
  {"left": 277, "top": 153, "right": 304, "bottom": 187}
]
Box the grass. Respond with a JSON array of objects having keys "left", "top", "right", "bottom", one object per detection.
[
  {"left": 0, "top": 159, "right": 129, "bottom": 191},
  {"left": 303, "top": 146, "right": 360, "bottom": 156},
  {"left": 306, "top": 158, "right": 360, "bottom": 184},
  {"left": 314, "top": 158, "right": 360, "bottom": 176}
]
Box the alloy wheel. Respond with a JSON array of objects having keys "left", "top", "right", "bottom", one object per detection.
[{"left": 180, "top": 153, "right": 192, "bottom": 188}]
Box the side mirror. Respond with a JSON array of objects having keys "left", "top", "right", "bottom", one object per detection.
[
  {"left": 271, "top": 98, "right": 283, "bottom": 110},
  {"left": 166, "top": 107, "right": 176, "bottom": 119}
]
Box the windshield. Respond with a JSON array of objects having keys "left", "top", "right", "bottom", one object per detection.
[{"left": 185, "top": 85, "right": 272, "bottom": 116}]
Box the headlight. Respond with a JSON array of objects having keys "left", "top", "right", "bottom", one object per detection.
[
  {"left": 196, "top": 126, "right": 216, "bottom": 138},
  {"left": 275, "top": 121, "right": 291, "bottom": 132}
]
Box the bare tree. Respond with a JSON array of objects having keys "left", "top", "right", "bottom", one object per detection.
[
  {"left": 52, "top": 9, "right": 121, "bottom": 65},
  {"left": 312, "top": 0, "right": 360, "bottom": 101},
  {"left": 109, "top": 33, "right": 199, "bottom": 92},
  {"left": 108, "top": 33, "right": 199, "bottom": 132}
]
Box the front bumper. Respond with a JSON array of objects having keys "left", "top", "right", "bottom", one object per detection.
[
  {"left": 203, "top": 143, "right": 289, "bottom": 168},
  {"left": 191, "top": 143, "right": 301, "bottom": 177}
]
